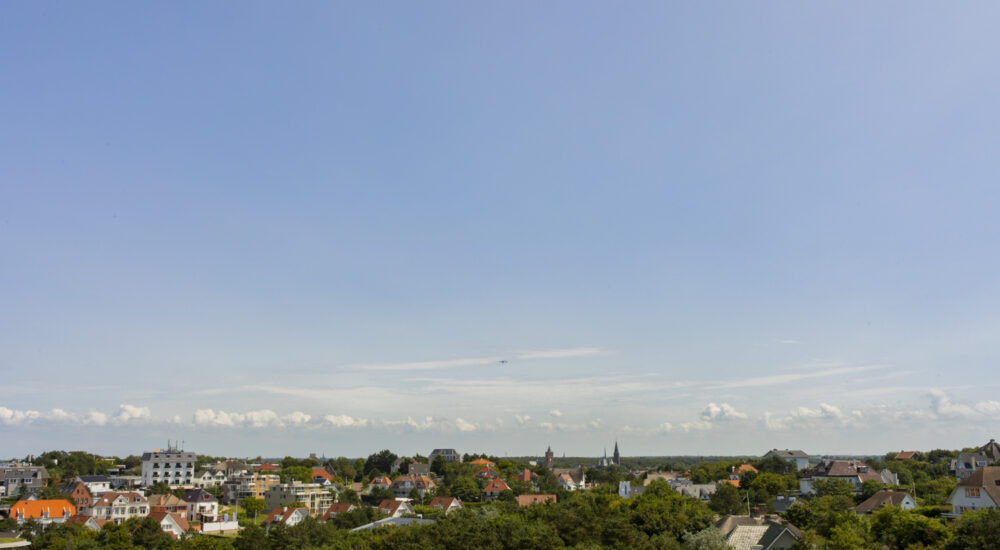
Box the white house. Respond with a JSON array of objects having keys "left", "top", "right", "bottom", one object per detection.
[
  {"left": 77, "top": 475, "right": 112, "bottom": 495},
  {"left": 852, "top": 490, "right": 917, "bottom": 514},
  {"left": 946, "top": 466, "right": 1000, "bottom": 518},
  {"left": 763, "top": 449, "right": 810, "bottom": 470},
  {"left": 90, "top": 492, "right": 149, "bottom": 524}
]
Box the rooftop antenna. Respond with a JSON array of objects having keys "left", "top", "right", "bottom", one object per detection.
[{"left": 181, "top": 440, "right": 185, "bottom": 451}]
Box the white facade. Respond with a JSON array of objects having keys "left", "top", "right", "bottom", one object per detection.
[
  {"left": 141, "top": 446, "right": 196, "bottom": 487},
  {"left": 947, "top": 486, "right": 998, "bottom": 518}
]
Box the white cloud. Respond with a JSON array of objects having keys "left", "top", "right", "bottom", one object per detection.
[
  {"left": 324, "top": 414, "right": 368, "bottom": 428},
  {"left": 455, "top": 418, "right": 476, "bottom": 432},
  {"left": 515, "top": 414, "right": 531, "bottom": 425},
  {"left": 516, "top": 347, "right": 605, "bottom": 360},
  {"left": 700, "top": 402, "right": 748, "bottom": 421},
  {"left": 549, "top": 409, "right": 563, "bottom": 418},
  {"left": 929, "top": 389, "right": 979, "bottom": 419},
  {"left": 111, "top": 404, "right": 152, "bottom": 425}
]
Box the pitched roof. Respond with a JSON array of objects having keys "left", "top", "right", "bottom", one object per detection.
[
  {"left": 370, "top": 475, "right": 392, "bottom": 485},
  {"left": 894, "top": 451, "right": 917, "bottom": 460},
  {"left": 182, "top": 488, "right": 217, "bottom": 503},
  {"left": 148, "top": 494, "right": 186, "bottom": 507},
  {"left": 735, "top": 464, "right": 759, "bottom": 475},
  {"left": 11, "top": 499, "right": 76, "bottom": 519},
  {"left": 957, "top": 466, "right": 1000, "bottom": 507},
  {"left": 312, "top": 469, "right": 333, "bottom": 481},
  {"left": 93, "top": 492, "right": 147, "bottom": 507},
  {"left": 517, "top": 494, "right": 556, "bottom": 506},
  {"left": 149, "top": 510, "right": 190, "bottom": 533},
  {"left": 806, "top": 460, "right": 882, "bottom": 482},
  {"left": 513, "top": 468, "right": 537, "bottom": 482},
  {"left": 257, "top": 463, "right": 280, "bottom": 471},
  {"left": 852, "top": 489, "right": 913, "bottom": 513},
  {"left": 469, "top": 458, "right": 495, "bottom": 466},
  {"left": 321, "top": 503, "right": 356, "bottom": 520},
  {"left": 263, "top": 507, "right": 309, "bottom": 525},
  {"left": 483, "top": 479, "right": 511, "bottom": 492},
  {"left": 718, "top": 516, "right": 802, "bottom": 550},
  {"left": 980, "top": 439, "right": 1000, "bottom": 461},
  {"left": 377, "top": 499, "right": 410, "bottom": 515},
  {"left": 429, "top": 497, "right": 461, "bottom": 510},
  {"left": 766, "top": 449, "right": 809, "bottom": 459}
]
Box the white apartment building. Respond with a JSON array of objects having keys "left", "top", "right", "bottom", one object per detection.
[{"left": 141, "top": 443, "right": 196, "bottom": 487}]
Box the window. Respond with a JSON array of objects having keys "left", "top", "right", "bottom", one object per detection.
[{"left": 966, "top": 488, "right": 981, "bottom": 498}]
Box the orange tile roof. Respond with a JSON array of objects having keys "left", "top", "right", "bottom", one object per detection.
[
  {"left": 12, "top": 499, "right": 76, "bottom": 519},
  {"left": 312, "top": 469, "right": 333, "bottom": 481},
  {"left": 484, "top": 479, "right": 511, "bottom": 492},
  {"left": 720, "top": 479, "right": 740, "bottom": 487},
  {"left": 735, "top": 464, "right": 759, "bottom": 475},
  {"left": 469, "top": 458, "right": 495, "bottom": 466}
]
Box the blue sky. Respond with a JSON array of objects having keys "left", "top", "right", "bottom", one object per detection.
[{"left": 3, "top": 2, "right": 1000, "bottom": 459}]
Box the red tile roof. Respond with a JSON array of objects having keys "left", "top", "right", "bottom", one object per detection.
[
  {"left": 429, "top": 497, "right": 461, "bottom": 510},
  {"left": 469, "top": 458, "right": 495, "bottom": 466},
  {"left": 263, "top": 507, "right": 309, "bottom": 525},
  {"left": 895, "top": 451, "right": 917, "bottom": 460},
  {"left": 321, "top": 503, "right": 356, "bottom": 520},
  {"left": 483, "top": 479, "right": 511, "bottom": 493}
]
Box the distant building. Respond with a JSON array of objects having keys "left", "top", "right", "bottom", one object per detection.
[
  {"left": 264, "top": 482, "right": 333, "bottom": 517},
  {"left": 951, "top": 451, "right": 992, "bottom": 480},
  {"left": 799, "top": 460, "right": 896, "bottom": 494},
  {"left": 429, "top": 449, "right": 461, "bottom": 463},
  {"left": 482, "top": 479, "right": 511, "bottom": 501},
  {"left": 429, "top": 497, "right": 463, "bottom": 514},
  {"left": 763, "top": 449, "right": 810, "bottom": 470},
  {"left": 263, "top": 507, "right": 310, "bottom": 528},
  {"left": 618, "top": 481, "right": 646, "bottom": 499},
  {"left": 377, "top": 499, "right": 415, "bottom": 518},
  {"left": 223, "top": 471, "right": 280, "bottom": 505},
  {"left": 852, "top": 489, "right": 917, "bottom": 514},
  {"left": 183, "top": 488, "right": 219, "bottom": 522},
  {"left": 91, "top": 492, "right": 149, "bottom": 524},
  {"left": 544, "top": 446, "right": 554, "bottom": 469},
  {"left": 59, "top": 481, "right": 93, "bottom": 513},
  {"left": 141, "top": 442, "right": 195, "bottom": 487},
  {"left": 77, "top": 475, "right": 112, "bottom": 495},
  {"left": 894, "top": 451, "right": 917, "bottom": 461},
  {"left": 0, "top": 465, "right": 49, "bottom": 497},
  {"left": 321, "top": 503, "right": 357, "bottom": 520}
]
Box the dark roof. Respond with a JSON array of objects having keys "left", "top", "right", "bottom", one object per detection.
[
  {"left": 182, "top": 488, "right": 217, "bottom": 503},
  {"left": 979, "top": 439, "right": 1000, "bottom": 461},
  {"left": 806, "top": 460, "right": 882, "bottom": 482},
  {"left": 765, "top": 449, "right": 809, "bottom": 459},
  {"left": 77, "top": 475, "right": 110, "bottom": 483},
  {"left": 851, "top": 490, "right": 912, "bottom": 513}
]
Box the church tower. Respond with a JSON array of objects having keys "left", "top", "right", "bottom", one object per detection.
[
  {"left": 613, "top": 441, "right": 620, "bottom": 466},
  {"left": 545, "top": 445, "right": 554, "bottom": 469}
]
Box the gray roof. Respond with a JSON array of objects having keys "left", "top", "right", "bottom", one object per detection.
[
  {"left": 0, "top": 466, "right": 49, "bottom": 481},
  {"left": 765, "top": 449, "right": 809, "bottom": 459},
  {"left": 78, "top": 475, "right": 110, "bottom": 483}
]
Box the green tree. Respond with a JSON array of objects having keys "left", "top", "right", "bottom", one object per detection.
[
  {"left": 363, "top": 449, "right": 398, "bottom": 477},
  {"left": 946, "top": 508, "right": 1000, "bottom": 550},
  {"left": 281, "top": 465, "right": 313, "bottom": 484},
  {"left": 708, "top": 483, "right": 744, "bottom": 515},
  {"left": 811, "top": 478, "right": 855, "bottom": 498},
  {"left": 131, "top": 516, "right": 174, "bottom": 550},
  {"left": 450, "top": 476, "right": 481, "bottom": 502},
  {"left": 232, "top": 523, "right": 268, "bottom": 550},
  {"left": 241, "top": 497, "right": 266, "bottom": 519}
]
